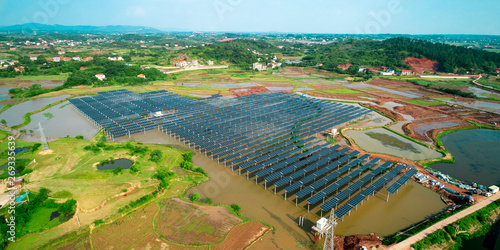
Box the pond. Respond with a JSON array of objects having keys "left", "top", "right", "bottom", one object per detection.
[
  {"left": 97, "top": 158, "right": 134, "bottom": 170},
  {"left": 22, "top": 101, "right": 99, "bottom": 140},
  {"left": 345, "top": 128, "right": 442, "bottom": 161},
  {"left": 0, "top": 95, "right": 70, "bottom": 127},
  {"left": 431, "top": 129, "right": 500, "bottom": 186}
]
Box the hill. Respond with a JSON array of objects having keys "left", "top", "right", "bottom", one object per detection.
[
  {"left": 0, "top": 23, "right": 164, "bottom": 34},
  {"left": 300, "top": 37, "right": 500, "bottom": 74}
]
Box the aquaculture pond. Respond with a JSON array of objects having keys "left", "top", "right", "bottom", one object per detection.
[
  {"left": 96, "top": 158, "right": 134, "bottom": 170},
  {"left": 345, "top": 128, "right": 442, "bottom": 161},
  {"left": 23, "top": 101, "right": 99, "bottom": 139},
  {"left": 0, "top": 95, "right": 70, "bottom": 127},
  {"left": 432, "top": 129, "right": 500, "bottom": 186}
]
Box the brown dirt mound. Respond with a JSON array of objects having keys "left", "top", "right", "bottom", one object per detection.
[
  {"left": 404, "top": 57, "right": 441, "bottom": 74},
  {"left": 156, "top": 198, "right": 242, "bottom": 245},
  {"left": 334, "top": 234, "right": 382, "bottom": 250},
  {"left": 215, "top": 222, "right": 268, "bottom": 250}
]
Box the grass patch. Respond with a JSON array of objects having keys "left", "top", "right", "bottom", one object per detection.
[
  {"left": 366, "top": 132, "right": 420, "bottom": 153},
  {"left": 52, "top": 190, "right": 73, "bottom": 199},
  {"left": 407, "top": 99, "right": 446, "bottom": 106},
  {"left": 23, "top": 207, "right": 64, "bottom": 234},
  {"left": 433, "top": 97, "right": 453, "bottom": 101},
  {"left": 18, "top": 74, "right": 69, "bottom": 81},
  {"left": 320, "top": 87, "right": 363, "bottom": 94},
  {"left": 43, "top": 112, "right": 54, "bottom": 119},
  {"left": 0, "top": 129, "right": 11, "bottom": 141}
]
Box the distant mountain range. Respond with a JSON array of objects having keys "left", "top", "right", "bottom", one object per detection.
[{"left": 0, "top": 23, "right": 166, "bottom": 34}]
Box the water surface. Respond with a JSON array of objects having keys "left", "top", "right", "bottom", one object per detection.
[{"left": 432, "top": 129, "right": 500, "bottom": 186}]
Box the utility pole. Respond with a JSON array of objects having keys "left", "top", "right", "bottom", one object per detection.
[
  {"left": 37, "top": 122, "right": 49, "bottom": 151},
  {"left": 323, "top": 210, "right": 337, "bottom": 250}
]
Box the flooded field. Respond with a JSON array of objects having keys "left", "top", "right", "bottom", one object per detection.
[
  {"left": 22, "top": 101, "right": 99, "bottom": 139},
  {"left": 120, "top": 130, "right": 448, "bottom": 249},
  {"left": 345, "top": 128, "right": 442, "bottom": 161},
  {"left": 0, "top": 95, "right": 70, "bottom": 127},
  {"left": 432, "top": 129, "right": 500, "bottom": 186}
]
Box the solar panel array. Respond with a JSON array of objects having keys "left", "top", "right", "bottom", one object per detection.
[
  {"left": 70, "top": 89, "right": 413, "bottom": 219},
  {"left": 69, "top": 89, "right": 196, "bottom": 138},
  {"left": 386, "top": 168, "right": 418, "bottom": 194},
  {"left": 332, "top": 164, "right": 405, "bottom": 219}
]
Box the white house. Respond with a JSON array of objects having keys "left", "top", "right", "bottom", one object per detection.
[
  {"left": 58, "top": 51, "right": 65, "bottom": 55},
  {"left": 72, "top": 56, "right": 80, "bottom": 61},
  {"left": 95, "top": 74, "right": 106, "bottom": 81},
  {"left": 207, "top": 60, "right": 214, "bottom": 66},
  {"left": 53, "top": 56, "right": 61, "bottom": 62},
  {"left": 253, "top": 62, "right": 267, "bottom": 71},
  {"left": 29, "top": 56, "right": 37, "bottom": 61},
  {"left": 175, "top": 60, "right": 188, "bottom": 68}
]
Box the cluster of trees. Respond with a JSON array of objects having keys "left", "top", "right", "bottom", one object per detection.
[
  {"left": 0, "top": 188, "right": 77, "bottom": 248},
  {"left": 300, "top": 39, "right": 412, "bottom": 73},
  {"left": 180, "top": 152, "right": 207, "bottom": 176},
  {"left": 300, "top": 38, "right": 500, "bottom": 74},
  {"left": 383, "top": 38, "right": 500, "bottom": 73},
  {"left": 9, "top": 84, "right": 64, "bottom": 98},
  {"left": 63, "top": 60, "right": 165, "bottom": 87},
  {"left": 184, "top": 39, "right": 279, "bottom": 68}
]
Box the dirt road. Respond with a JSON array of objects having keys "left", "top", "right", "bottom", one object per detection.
[{"left": 388, "top": 192, "right": 500, "bottom": 250}]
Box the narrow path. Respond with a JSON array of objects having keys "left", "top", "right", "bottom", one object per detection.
[{"left": 388, "top": 192, "right": 500, "bottom": 250}]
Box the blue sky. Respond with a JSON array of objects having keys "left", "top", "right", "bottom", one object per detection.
[{"left": 0, "top": 0, "right": 499, "bottom": 34}]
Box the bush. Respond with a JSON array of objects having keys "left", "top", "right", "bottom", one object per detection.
[
  {"left": 75, "top": 135, "right": 84, "bottom": 139},
  {"left": 203, "top": 198, "right": 213, "bottom": 204},
  {"left": 112, "top": 166, "right": 123, "bottom": 175},
  {"left": 231, "top": 204, "right": 241, "bottom": 212},
  {"left": 93, "top": 219, "right": 104, "bottom": 226},
  {"left": 190, "top": 193, "right": 200, "bottom": 202},
  {"left": 149, "top": 149, "right": 162, "bottom": 163}
]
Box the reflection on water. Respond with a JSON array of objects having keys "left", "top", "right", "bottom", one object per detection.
[
  {"left": 432, "top": 129, "right": 500, "bottom": 186},
  {"left": 120, "top": 130, "right": 448, "bottom": 249}
]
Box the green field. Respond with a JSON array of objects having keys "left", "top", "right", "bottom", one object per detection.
[
  {"left": 320, "top": 87, "right": 363, "bottom": 94},
  {"left": 407, "top": 99, "right": 446, "bottom": 106},
  {"left": 23, "top": 207, "right": 64, "bottom": 235}
]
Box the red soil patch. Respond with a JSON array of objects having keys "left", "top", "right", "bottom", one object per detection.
[
  {"left": 404, "top": 57, "right": 441, "bottom": 74},
  {"left": 215, "top": 222, "right": 269, "bottom": 250},
  {"left": 337, "top": 63, "right": 352, "bottom": 70},
  {"left": 232, "top": 86, "right": 270, "bottom": 97},
  {"left": 394, "top": 105, "right": 441, "bottom": 119}
]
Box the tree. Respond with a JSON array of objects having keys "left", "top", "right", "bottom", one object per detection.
[
  {"left": 0, "top": 119, "right": 5, "bottom": 124},
  {"left": 75, "top": 135, "right": 84, "bottom": 139},
  {"left": 203, "top": 197, "right": 213, "bottom": 204},
  {"left": 183, "top": 152, "right": 193, "bottom": 162},
  {"left": 58, "top": 199, "right": 77, "bottom": 217},
  {"left": 190, "top": 193, "right": 200, "bottom": 202}
]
